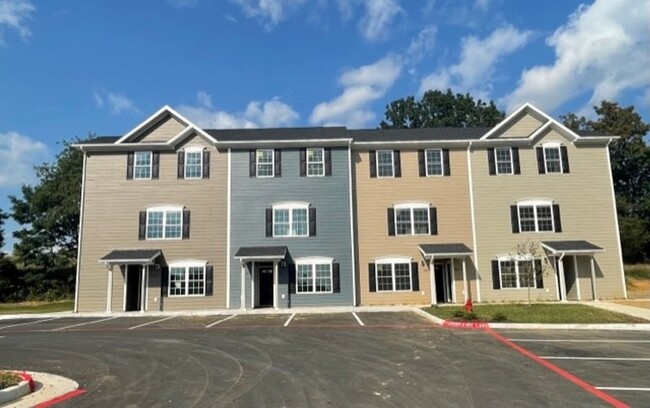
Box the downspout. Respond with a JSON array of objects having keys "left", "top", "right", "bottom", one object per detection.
[
  {"left": 467, "top": 141, "right": 481, "bottom": 302},
  {"left": 605, "top": 138, "right": 627, "bottom": 299},
  {"left": 73, "top": 151, "right": 88, "bottom": 313},
  {"left": 558, "top": 252, "right": 567, "bottom": 302},
  {"left": 226, "top": 148, "right": 231, "bottom": 308}
]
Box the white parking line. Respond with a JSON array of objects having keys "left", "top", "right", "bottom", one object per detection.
[
  {"left": 205, "top": 315, "right": 237, "bottom": 328},
  {"left": 510, "top": 339, "right": 650, "bottom": 343},
  {"left": 284, "top": 313, "right": 296, "bottom": 327},
  {"left": 128, "top": 315, "right": 177, "bottom": 330},
  {"left": 541, "top": 356, "right": 650, "bottom": 361},
  {"left": 352, "top": 312, "right": 364, "bottom": 326},
  {"left": 0, "top": 317, "right": 59, "bottom": 330},
  {"left": 596, "top": 387, "right": 650, "bottom": 392},
  {"left": 52, "top": 316, "right": 118, "bottom": 331}
]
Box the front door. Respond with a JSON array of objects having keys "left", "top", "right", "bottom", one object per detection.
[
  {"left": 434, "top": 262, "right": 452, "bottom": 304},
  {"left": 125, "top": 265, "right": 142, "bottom": 312},
  {"left": 258, "top": 264, "right": 274, "bottom": 307}
]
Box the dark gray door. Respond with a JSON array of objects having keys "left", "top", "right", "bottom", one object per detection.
[
  {"left": 258, "top": 264, "right": 274, "bottom": 307},
  {"left": 125, "top": 265, "right": 141, "bottom": 311}
]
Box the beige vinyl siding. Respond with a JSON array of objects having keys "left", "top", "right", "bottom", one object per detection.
[
  {"left": 471, "top": 128, "right": 624, "bottom": 301},
  {"left": 77, "top": 133, "right": 227, "bottom": 312},
  {"left": 497, "top": 112, "right": 544, "bottom": 138},
  {"left": 133, "top": 116, "right": 186, "bottom": 143},
  {"left": 354, "top": 148, "right": 475, "bottom": 305}
]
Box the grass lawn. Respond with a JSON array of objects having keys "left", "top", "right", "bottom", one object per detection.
[
  {"left": 0, "top": 300, "right": 74, "bottom": 315},
  {"left": 423, "top": 303, "right": 648, "bottom": 324}
]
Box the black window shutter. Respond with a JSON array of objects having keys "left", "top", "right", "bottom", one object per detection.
[
  {"left": 512, "top": 147, "right": 521, "bottom": 174},
  {"left": 127, "top": 153, "right": 134, "bottom": 179},
  {"left": 288, "top": 263, "right": 296, "bottom": 294},
  {"left": 429, "top": 207, "right": 438, "bottom": 235},
  {"left": 418, "top": 150, "right": 425, "bottom": 177},
  {"left": 152, "top": 152, "right": 160, "bottom": 179},
  {"left": 553, "top": 204, "right": 562, "bottom": 232},
  {"left": 161, "top": 266, "right": 169, "bottom": 297},
  {"left": 299, "top": 148, "right": 306, "bottom": 177},
  {"left": 177, "top": 151, "right": 184, "bottom": 179},
  {"left": 534, "top": 260, "right": 543, "bottom": 288},
  {"left": 536, "top": 147, "right": 546, "bottom": 174},
  {"left": 510, "top": 205, "right": 520, "bottom": 233},
  {"left": 325, "top": 148, "right": 332, "bottom": 176},
  {"left": 393, "top": 150, "right": 401, "bottom": 177},
  {"left": 203, "top": 151, "right": 210, "bottom": 179},
  {"left": 249, "top": 150, "right": 256, "bottom": 177},
  {"left": 387, "top": 208, "right": 395, "bottom": 236},
  {"left": 332, "top": 263, "right": 340, "bottom": 293},
  {"left": 492, "top": 260, "right": 501, "bottom": 289},
  {"left": 487, "top": 148, "right": 496, "bottom": 175},
  {"left": 205, "top": 266, "right": 214, "bottom": 296},
  {"left": 443, "top": 149, "right": 451, "bottom": 176},
  {"left": 309, "top": 207, "right": 317, "bottom": 236},
  {"left": 369, "top": 150, "right": 377, "bottom": 178},
  {"left": 411, "top": 262, "right": 419, "bottom": 291},
  {"left": 560, "top": 146, "right": 570, "bottom": 173},
  {"left": 368, "top": 264, "right": 376, "bottom": 292},
  {"left": 182, "top": 209, "right": 190, "bottom": 239},
  {"left": 274, "top": 150, "right": 281, "bottom": 177},
  {"left": 138, "top": 211, "right": 147, "bottom": 240},
  {"left": 265, "top": 208, "right": 273, "bottom": 237}
]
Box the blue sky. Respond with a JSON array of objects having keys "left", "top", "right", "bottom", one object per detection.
[{"left": 0, "top": 0, "right": 649, "bottom": 250}]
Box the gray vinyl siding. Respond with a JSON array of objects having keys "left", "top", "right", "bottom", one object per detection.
[{"left": 230, "top": 147, "right": 354, "bottom": 308}]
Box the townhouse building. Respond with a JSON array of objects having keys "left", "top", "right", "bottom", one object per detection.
[{"left": 73, "top": 103, "right": 625, "bottom": 312}]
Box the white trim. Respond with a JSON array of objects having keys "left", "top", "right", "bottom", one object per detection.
[
  {"left": 295, "top": 256, "right": 335, "bottom": 264},
  {"left": 144, "top": 264, "right": 149, "bottom": 311},
  {"left": 494, "top": 147, "right": 514, "bottom": 175},
  {"left": 272, "top": 201, "right": 310, "bottom": 209},
  {"left": 123, "top": 267, "right": 127, "bottom": 312},
  {"left": 251, "top": 261, "right": 255, "bottom": 309},
  {"left": 467, "top": 142, "right": 481, "bottom": 302},
  {"left": 573, "top": 255, "right": 582, "bottom": 301},
  {"left": 516, "top": 201, "right": 555, "bottom": 233},
  {"left": 451, "top": 259, "right": 457, "bottom": 303},
  {"left": 348, "top": 146, "right": 357, "bottom": 306},
  {"left": 376, "top": 149, "right": 395, "bottom": 178},
  {"left": 606, "top": 141, "right": 627, "bottom": 299},
  {"left": 133, "top": 151, "right": 153, "bottom": 180},
  {"left": 542, "top": 143, "right": 563, "bottom": 174},
  {"left": 145, "top": 207, "right": 184, "bottom": 240},
  {"left": 74, "top": 152, "right": 87, "bottom": 313},
  {"left": 393, "top": 204, "right": 431, "bottom": 236},
  {"left": 306, "top": 147, "right": 325, "bottom": 177},
  {"left": 255, "top": 148, "right": 275, "bottom": 178},
  {"left": 234, "top": 254, "right": 287, "bottom": 260},
  {"left": 424, "top": 148, "right": 444, "bottom": 177},
  {"left": 240, "top": 262, "right": 246, "bottom": 310},
  {"left": 497, "top": 258, "right": 540, "bottom": 289},
  {"left": 167, "top": 261, "right": 208, "bottom": 297},
  {"left": 183, "top": 147, "right": 204, "bottom": 179},
  {"left": 226, "top": 148, "right": 231, "bottom": 309},
  {"left": 374, "top": 258, "right": 413, "bottom": 292},
  {"left": 429, "top": 256, "right": 436, "bottom": 304},
  {"left": 295, "top": 260, "right": 334, "bottom": 294},
  {"left": 106, "top": 265, "right": 113, "bottom": 313},
  {"left": 393, "top": 201, "right": 431, "bottom": 209},
  {"left": 272, "top": 203, "right": 310, "bottom": 238},
  {"left": 141, "top": 265, "right": 147, "bottom": 312},
  {"left": 374, "top": 256, "right": 412, "bottom": 264},
  {"left": 116, "top": 105, "right": 182, "bottom": 144},
  {"left": 557, "top": 254, "right": 567, "bottom": 302},
  {"left": 273, "top": 261, "right": 279, "bottom": 308}
]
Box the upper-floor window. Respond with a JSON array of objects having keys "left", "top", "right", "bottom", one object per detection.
[
  {"left": 257, "top": 149, "right": 274, "bottom": 177},
  {"left": 511, "top": 200, "right": 561, "bottom": 233},
  {"left": 537, "top": 143, "right": 570, "bottom": 174},
  {"left": 168, "top": 262, "right": 206, "bottom": 296},
  {"left": 134, "top": 151, "right": 152, "bottom": 179},
  {"left": 271, "top": 203, "right": 310, "bottom": 237},
  {"left": 307, "top": 148, "right": 324, "bottom": 177},
  {"left": 488, "top": 147, "right": 520, "bottom": 175},
  {"left": 394, "top": 204, "right": 430, "bottom": 235},
  {"left": 146, "top": 207, "right": 182, "bottom": 239},
  {"left": 494, "top": 257, "right": 542, "bottom": 289},
  {"left": 377, "top": 150, "right": 394, "bottom": 177},
  {"left": 296, "top": 257, "right": 333, "bottom": 293},
  {"left": 426, "top": 149, "right": 443, "bottom": 176},
  {"left": 184, "top": 148, "right": 203, "bottom": 179}
]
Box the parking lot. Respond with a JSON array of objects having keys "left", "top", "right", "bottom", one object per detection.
[{"left": 0, "top": 312, "right": 647, "bottom": 407}]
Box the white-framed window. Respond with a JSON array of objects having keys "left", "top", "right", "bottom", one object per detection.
[
  {"left": 273, "top": 203, "right": 309, "bottom": 237},
  {"left": 518, "top": 200, "right": 554, "bottom": 232},
  {"left": 375, "top": 257, "right": 412, "bottom": 292},
  {"left": 495, "top": 147, "right": 513, "bottom": 175},
  {"left": 394, "top": 203, "right": 430, "bottom": 235},
  {"left": 307, "top": 148, "right": 325, "bottom": 177},
  {"left": 376, "top": 150, "right": 394, "bottom": 178},
  {"left": 256, "top": 149, "right": 274, "bottom": 177},
  {"left": 425, "top": 149, "right": 443, "bottom": 176},
  {"left": 498, "top": 257, "right": 539, "bottom": 289},
  {"left": 295, "top": 257, "right": 333, "bottom": 293},
  {"left": 146, "top": 207, "right": 183, "bottom": 239},
  {"left": 543, "top": 143, "right": 562, "bottom": 173},
  {"left": 168, "top": 261, "right": 206, "bottom": 296},
  {"left": 134, "top": 151, "right": 152, "bottom": 180},
  {"left": 184, "top": 148, "right": 203, "bottom": 179}
]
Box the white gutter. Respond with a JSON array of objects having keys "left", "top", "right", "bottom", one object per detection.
[
  {"left": 606, "top": 137, "right": 627, "bottom": 299},
  {"left": 226, "top": 148, "right": 231, "bottom": 309},
  {"left": 347, "top": 143, "right": 357, "bottom": 306},
  {"left": 467, "top": 141, "right": 481, "bottom": 302},
  {"left": 73, "top": 152, "right": 88, "bottom": 313}
]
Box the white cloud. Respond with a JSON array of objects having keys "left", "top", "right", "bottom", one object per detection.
[
  {"left": 0, "top": 131, "right": 49, "bottom": 187},
  {"left": 0, "top": 0, "right": 35, "bottom": 44},
  {"left": 419, "top": 25, "right": 531, "bottom": 98},
  {"left": 474, "top": 0, "right": 490, "bottom": 12},
  {"left": 178, "top": 91, "right": 299, "bottom": 129},
  {"left": 232, "top": 0, "right": 306, "bottom": 30},
  {"left": 358, "top": 0, "right": 403, "bottom": 41},
  {"left": 93, "top": 91, "right": 140, "bottom": 115},
  {"left": 310, "top": 54, "right": 402, "bottom": 128},
  {"left": 406, "top": 25, "right": 437, "bottom": 66},
  {"left": 502, "top": 0, "right": 650, "bottom": 113}
]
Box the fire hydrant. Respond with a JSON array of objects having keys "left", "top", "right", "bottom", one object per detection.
[{"left": 464, "top": 298, "right": 473, "bottom": 313}]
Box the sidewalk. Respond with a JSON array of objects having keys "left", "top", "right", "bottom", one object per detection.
[{"left": 583, "top": 301, "right": 650, "bottom": 321}]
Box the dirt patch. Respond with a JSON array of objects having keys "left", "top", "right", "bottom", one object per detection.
[{"left": 626, "top": 278, "right": 650, "bottom": 299}]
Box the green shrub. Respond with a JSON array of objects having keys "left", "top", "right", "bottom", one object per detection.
[
  {"left": 491, "top": 312, "right": 508, "bottom": 322},
  {"left": 463, "top": 312, "right": 479, "bottom": 321},
  {"left": 625, "top": 264, "right": 650, "bottom": 280},
  {"left": 451, "top": 309, "right": 465, "bottom": 318},
  {"left": 0, "top": 371, "right": 21, "bottom": 390}
]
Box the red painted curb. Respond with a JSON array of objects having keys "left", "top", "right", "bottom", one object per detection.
[
  {"left": 442, "top": 320, "right": 489, "bottom": 329},
  {"left": 33, "top": 389, "right": 86, "bottom": 408},
  {"left": 18, "top": 372, "right": 35, "bottom": 393},
  {"left": 486, "top": 328, "right": 630, "bottom": 408}
]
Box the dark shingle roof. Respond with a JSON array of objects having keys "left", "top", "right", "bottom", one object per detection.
[
  {"left": 234, "top": 246, "right": 288, "bottom": 259},
  {"left": 206, "top": 127, "right": 349, "bottom": 141},
  {"left": 419, "top": 243, "right": 473, "bottom": 256},
  {"left": 541, "top": 240, "right": 603, "bottom": 253},
  {"left": 352, "top": 127, "right": 491, "bottom": 142},
  {"left": 83, "top": 136, "right": 120, "bottom": 144},
  {"left": 100, "top": 249, "right": 161, "bottom": 263},
  {"left": 575, "top": 130, "right": 606, "bottom": 137}
]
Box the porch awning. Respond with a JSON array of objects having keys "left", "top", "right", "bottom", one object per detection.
[
  {"left": 541, "top": 240, "right": 604, "bottom": 255},
  {"left": 418, "top": 243, "right": 473, "bottom": 257},
  {"left": 100, "top": 249, "right": 161, "bottom": 265},
  {"left": 234, "top": 246, "right": 288, "bottom": 260}
]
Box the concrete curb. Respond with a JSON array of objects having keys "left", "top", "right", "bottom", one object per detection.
[
  {"left": 4, "top": 371, "right": 81, "bottom": 408},
  {"left": 0, "top": 375, "right": 32, "bottom": 406}
]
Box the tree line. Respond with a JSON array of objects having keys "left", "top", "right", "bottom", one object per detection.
[{"left": 0, "top": 90, "right": 648, "bottom": 302}]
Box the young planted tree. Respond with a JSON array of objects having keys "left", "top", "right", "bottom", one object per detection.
[{"left": 512, "top": 239, "right": 551, "bottom": 305}]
